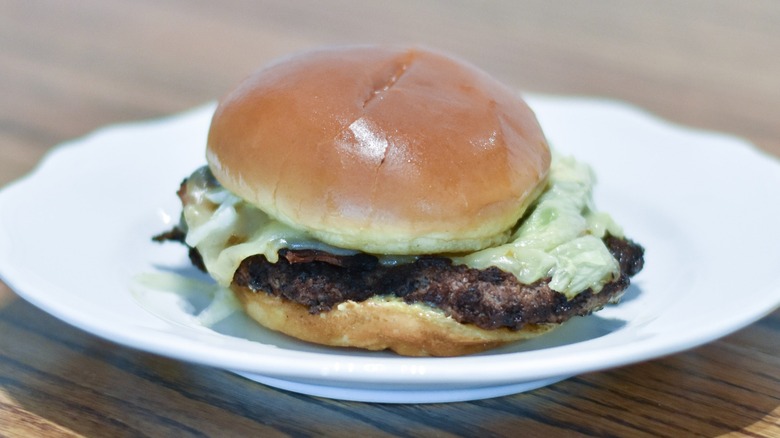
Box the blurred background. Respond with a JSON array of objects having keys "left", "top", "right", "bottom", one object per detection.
[{"left": 2, "top": 0, "right": 778, "bottom": 186}]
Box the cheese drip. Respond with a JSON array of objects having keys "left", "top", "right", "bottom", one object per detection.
[
  {"left": 454, "top": 156, "right": 622, "bottom": 296},
  {"left": 181, "top": 155, "right": 623, "bottom": 298}
]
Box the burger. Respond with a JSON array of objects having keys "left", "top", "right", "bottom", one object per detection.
[{"left": 155, "top": 45, "right": 644, "bottom": 356}]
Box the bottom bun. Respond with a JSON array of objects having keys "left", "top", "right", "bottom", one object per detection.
[{"left": 232, "top": 285, "right": 557, "bottom": 357}]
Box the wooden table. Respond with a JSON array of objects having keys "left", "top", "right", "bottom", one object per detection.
[{"left": 1, "top": 1, "right": 778, "bottom": 436}]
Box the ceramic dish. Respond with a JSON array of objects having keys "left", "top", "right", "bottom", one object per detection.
[{"left": 1, "top": 95, "right": 779, "bottom": 403}]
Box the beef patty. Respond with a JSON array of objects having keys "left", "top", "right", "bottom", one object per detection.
[
  {"left": 157, "top": 229, "right": 644, "bottom": 331},
  {"left": 229, "top": 235, "right": 643, "bottom": 331}
]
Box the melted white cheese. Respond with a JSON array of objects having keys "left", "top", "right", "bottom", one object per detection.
[
  {"left": 182, "top": 155, "right": 623, "bottom": 298},
  {"left": 453, "top": 156, "right": 623, "bottom": 296}
]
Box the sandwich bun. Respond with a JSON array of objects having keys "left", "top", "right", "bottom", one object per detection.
[
  {"left": 233, "top": 285, "right": 556, "bottom": 356},
  {"left": 206, "top": 45, "right": 551, "bottom": 255},
  {"left": 181, "top": 45, "right": 617, "bottom": 356}
]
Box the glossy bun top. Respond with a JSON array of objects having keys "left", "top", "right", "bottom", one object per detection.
[{"left": 206, "top": 45, "right": 550, "bottom": 254}]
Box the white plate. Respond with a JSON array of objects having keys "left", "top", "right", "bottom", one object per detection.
[{"left": 1, "top": 95, "right": 779, "bottom": 404}]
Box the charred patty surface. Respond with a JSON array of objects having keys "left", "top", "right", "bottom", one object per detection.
[{"left": 231, "top": 237, "right": 644, "bottom": 331}]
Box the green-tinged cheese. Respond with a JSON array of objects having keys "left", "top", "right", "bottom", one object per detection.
[
  {"left": 182, "top": 155, "right": 624, "bottom": 298},
  {"left": 453, "top": 155, "right": 623, "bottom": 297}
]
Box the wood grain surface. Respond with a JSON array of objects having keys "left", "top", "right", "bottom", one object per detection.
[{"left": 1, "top": 1, "right": 779, "bottom": 436}]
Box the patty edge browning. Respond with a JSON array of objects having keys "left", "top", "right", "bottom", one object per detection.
[{"left": 228, "top": 235, "right": 643, "bottom": 331}]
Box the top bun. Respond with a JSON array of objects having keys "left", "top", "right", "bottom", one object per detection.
[{"left": 206, "top": 45, "right": 550, "bottom": 254}]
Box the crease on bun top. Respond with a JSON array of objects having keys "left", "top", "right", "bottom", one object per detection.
[{"left": 206, "top": 45, "right": 551, "bottom": 255}]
